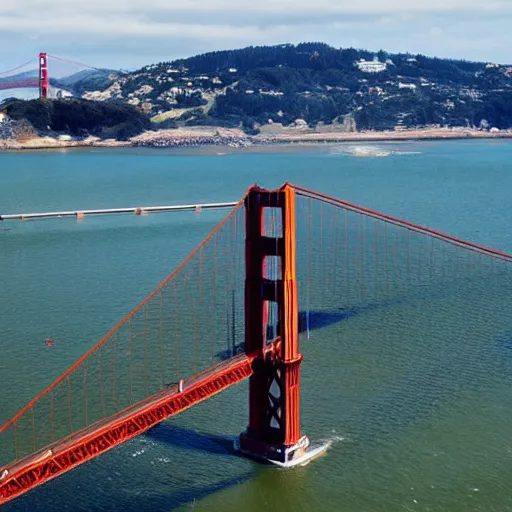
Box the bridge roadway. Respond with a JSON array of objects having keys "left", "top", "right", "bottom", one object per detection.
[
  {"left": 0, "top": 79, "right": 39, "bottom": 91},
  {"left": 0, "top": 202, "right": 238, "bottom": 222},
  {"left": 0, "top": 339, "right": 280, "bottom": 505}
]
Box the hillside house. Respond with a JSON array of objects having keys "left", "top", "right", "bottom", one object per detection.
[{"left": 356, "top": 58, "right": 387, "bottom": 73}]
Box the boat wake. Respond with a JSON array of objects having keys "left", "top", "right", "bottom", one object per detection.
[
  {"left": 312, "top": 431, "right": 345, "bottom": 452},
  {"left": 329, "top": 145, "right": 422, "bottom": 158}
]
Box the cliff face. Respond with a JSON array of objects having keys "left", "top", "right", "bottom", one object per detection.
[{"left": 0, "top": 117, "right": 37, "bottom": 142}]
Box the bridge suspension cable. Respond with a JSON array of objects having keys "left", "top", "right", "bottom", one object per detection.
[
  {"left": 47, "top": 54, "right": 101, "bottom": 72},
  {"left": 0, "top": 59, "right": 37, "bottom": 78}
]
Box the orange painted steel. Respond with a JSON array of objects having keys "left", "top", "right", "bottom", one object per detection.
[
  {"left": 280, "top": 185, "right": 302, "bottom": 446},
  {"left": 0, "top": 352, "right": 258, "bottom": 505},
  {"left": 239, "top": 183, "right": 303, "bottom": 459}
]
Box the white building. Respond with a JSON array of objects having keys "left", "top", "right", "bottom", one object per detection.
[
  {"left": 52, "top": 89, "right": 74, "bottom": 99},
  {"left": 398, "top": 82, "right": 417, "bottom": 90},
  {"left": 356, "top": 57, "right": 387, "bottom": 73}
]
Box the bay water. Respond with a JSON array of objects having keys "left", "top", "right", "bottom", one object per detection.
[{"left": 1, "top": 140, "right": 512, "bottom": 511}]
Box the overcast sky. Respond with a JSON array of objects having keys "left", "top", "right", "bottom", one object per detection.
[{"left": 1, "top": 0, "right": 511, "bottom": 72}]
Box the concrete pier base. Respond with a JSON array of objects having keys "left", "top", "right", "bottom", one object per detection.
[{"left": 234, "top": 434, "right": 329, "bottom": 468}]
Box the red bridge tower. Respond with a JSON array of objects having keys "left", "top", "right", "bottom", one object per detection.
[
  {"left": 39, "top": 52, "right": 48, "bottom": 99},
  {"left": 236, "top": 184, "right": 321, "bottom": 467}
]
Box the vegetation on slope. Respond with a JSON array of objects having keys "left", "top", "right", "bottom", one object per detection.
[
  {"left": 50, "top": 69, "right": 121, "bottom": 96},
  {"left": 1, "top": 98, "right": 150, "bottom": 140}
]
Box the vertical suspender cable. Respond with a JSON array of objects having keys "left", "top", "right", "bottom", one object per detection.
[
  {"left": 99, "top": 345, "right": 106, "bottom": 417},
  {"left": 159, "top": 292, "right": 165, "bottom": 389},
  {"left": 143, "top": 304, "right": 149, "bottom": 398},
  {"left": 174, "top": 279, "right": 180, "bottom": 381},
  {"left": 128, "top": 319, "right": 133, "bottom": 404},
  {"left": 307, "top": 198, "right": 312, "bottom": 340}
]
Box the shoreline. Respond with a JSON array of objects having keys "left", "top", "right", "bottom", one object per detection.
[{"left": 1, "top": 126, "right": 512, "bottom": 152}]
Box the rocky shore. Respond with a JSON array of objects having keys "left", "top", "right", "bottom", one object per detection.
[
  {"left": 130, "top": 127, "right": 281, "bottom": 149},
  {"left": 134, "top": 134, "right": 255, "bottom": 149},
  {"left": 1, "top": 125, "right": 512, "bottom": 151}
]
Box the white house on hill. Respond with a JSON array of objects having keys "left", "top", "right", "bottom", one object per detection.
[{"left": 356, "top": 57, "right": 387, "bottom": 73}]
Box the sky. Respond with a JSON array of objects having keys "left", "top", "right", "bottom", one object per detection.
[{"left": 1, "top": 0, "right": 511, "bottom": 73}]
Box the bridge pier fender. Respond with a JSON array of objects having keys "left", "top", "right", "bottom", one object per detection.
[
  {"left": 235, "top": 183, "right": 325, "bottom": 467},
  {"left": 234, "top": 433, "right": 314, "bottom": 468}
]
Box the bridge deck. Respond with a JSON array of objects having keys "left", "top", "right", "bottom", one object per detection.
[
  {"left": 0, "top": 79, "right": 39, "bottom": 91},
  {"left": 0, "top": 202, "right": 238, "bottom": 221},
  {"left": 0, "top": 351, "right": 258, "bottom": 505}
]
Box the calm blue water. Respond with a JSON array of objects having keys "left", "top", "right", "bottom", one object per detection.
[
  {"left": 0, "top": 89, "right": 38, "bottom": 102},
  {"left": 1, "top": 140, "right": 512, "bottom": 512}
]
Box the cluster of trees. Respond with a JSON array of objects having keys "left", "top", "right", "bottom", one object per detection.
[
  {"left": 171, "top": 43, "right": 375, "bottom": 76},
  {"left": 152, "top": 42, "right": 504, "bottom": 90},
  {"left": 210, "top": 88, "right": 353, "bottom": 128},
  {"left": 2, "top": 98, "right": 150, "bottom": 140},
  {"left": 353, "top": 90, "right": 512, "bottom": 131}
]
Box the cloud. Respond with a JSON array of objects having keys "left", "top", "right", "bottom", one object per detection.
[
  {"left": 0, "top": 16, "right": 284, "bottom": 39},
  {"left": 3, "top": 0, "right": 512, "bottom": 29},
  {"left": 4, "top": 0, "right": 512, "bottom": 15},
  {"left": 0, "top": 0, "right": 511, "bottom": 69}
]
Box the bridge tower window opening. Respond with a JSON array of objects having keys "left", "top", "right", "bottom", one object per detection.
[
  {"left": 263, "top": 256, "right": 282, "bottom": 343},
  {"left": 263, "top": 207, "right": 283, "bottom": 238}
]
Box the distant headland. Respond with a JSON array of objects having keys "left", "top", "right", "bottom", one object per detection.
[{"left": 1, "top": 42, "right": 512, "bottom": 149}]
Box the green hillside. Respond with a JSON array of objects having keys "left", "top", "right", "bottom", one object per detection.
[{"left": 111, "top": 42, "right": 512, "bottom": 131}]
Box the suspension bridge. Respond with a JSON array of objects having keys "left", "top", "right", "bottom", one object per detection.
[
  {"left": 1, "top": 183, "right": 512, "bottom": 506},
  {"left": 0, "top": 53, "right": 103, "bottom": 99}
]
